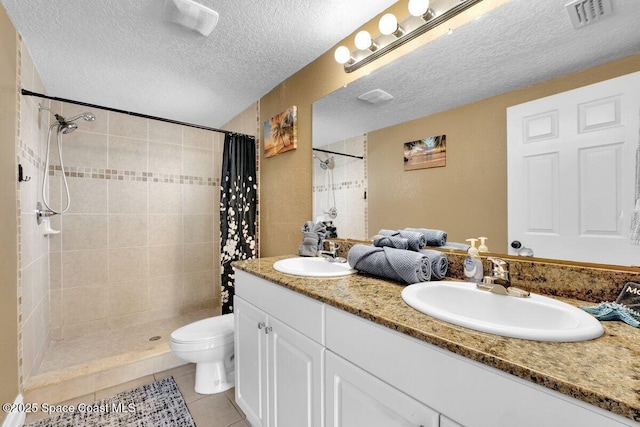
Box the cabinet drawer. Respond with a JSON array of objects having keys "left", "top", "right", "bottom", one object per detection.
[{"left": 236, "top": 270, "right": 324, "bottom": 344}]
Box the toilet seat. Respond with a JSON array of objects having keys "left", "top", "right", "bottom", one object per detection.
[{"left": 170, "top": 314, "right": 234, "bottom": 347}]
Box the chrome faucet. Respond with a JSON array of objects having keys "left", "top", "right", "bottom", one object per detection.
[
  {"left": 488, "top": 257, "right": 510, "bottom": 288},
  {"left": 479, "top": 257, "right": 529, "bottom": 298},
  {"left": 318, "top": 241, "right": 344, "bottom": 262}
]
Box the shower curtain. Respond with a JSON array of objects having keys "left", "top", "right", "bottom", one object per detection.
[{"left": 220, "top": 133, "right": 257, "bottom": 314}]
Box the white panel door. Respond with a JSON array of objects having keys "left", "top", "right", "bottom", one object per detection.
[
  {"left": 268, "top": 315, "right": 324, "bottom": 427},
  {"left": 325, "top": 351, "right": 439, "bottom": 427},
  {"left": 235, "top": 297, "right": 268, "bottom": 427},
  {"left": 507, "top": 71, "right": 640, "bottom": 266}
]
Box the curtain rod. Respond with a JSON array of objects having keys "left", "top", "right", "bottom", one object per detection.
[
  {"left": 21, "top": 89, "right": 253, "bottom": 139},
  {"left": 313, "top": 147, "right": 364, "bottom": 160}
]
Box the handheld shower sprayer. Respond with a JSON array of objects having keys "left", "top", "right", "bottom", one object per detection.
[
  {"left": 314, "top": 153, "right": 338, "bottom": 219},
  {"left": 37, "top": 104, "right": 96, "bottom": 216}
]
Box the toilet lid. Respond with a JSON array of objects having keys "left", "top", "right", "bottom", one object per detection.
[{"left": 170, "top": 313, "right": 234, "bottom": 344}]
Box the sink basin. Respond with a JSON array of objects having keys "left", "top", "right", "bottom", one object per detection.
[
  {"left": 273, "top": 257, "right": 356, "bottom": 277},
  {"left": 401, "top": 281, "right": 603, "bottom": 342}
]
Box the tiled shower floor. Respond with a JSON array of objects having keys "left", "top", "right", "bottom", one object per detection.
[{"left": 36, "top": 309, "right": 216, "bottom": 375}]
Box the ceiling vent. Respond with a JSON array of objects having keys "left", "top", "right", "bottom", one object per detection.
[
  {"left": 357, "top": 89, "right": 394, "bottom": 104},
  {"left": 565, "top": 0, "right": 613, "bottom": 29}
]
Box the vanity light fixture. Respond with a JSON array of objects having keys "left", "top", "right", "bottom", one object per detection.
[
  {"left": 334, "top": 0, "right": 484, "bottom": 73},
  {"left": 408, "top": 0, "right": 436, "bottom": 21},
  {"left": 354, "top": 30, "right": 378, "bottom": 51},
  {"left": 379, "top": 13, "right": 404, "bottom": 37}
]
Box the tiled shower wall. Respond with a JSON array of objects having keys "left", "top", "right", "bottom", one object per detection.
[
  {"left": 17, "top": 39, "right": 51, "bottom": 383},
  {"left": 47, "top": 102, "right": 224, "bottom": 341},
  {"left": 313, "top": 134, "right": 367, "bottom": 241}
]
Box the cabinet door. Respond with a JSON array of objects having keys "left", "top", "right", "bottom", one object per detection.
[
  {"left": 235, "top": 297, "right": 268, "bottom": 427},
  {"left": 325, "top": 351, "right": 439, "bottom": 427},
  {"left": 268, "top": 315, "right": 324, "bottom": 427}
]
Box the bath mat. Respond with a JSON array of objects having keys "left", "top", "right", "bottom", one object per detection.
[{"left": 25, "top": 377, "right": 195, "bottom": 427}]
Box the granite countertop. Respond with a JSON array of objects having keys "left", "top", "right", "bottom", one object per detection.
[{"left": 233, "top": 255, "right": 640, "bottom": 423}]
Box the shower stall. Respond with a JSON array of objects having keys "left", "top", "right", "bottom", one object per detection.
[
  {"left": 19, "top": 99, "right": 227, "bottom": 395},
  {"left": 16, "top": 45, "right": 235, "bottom": 396}
]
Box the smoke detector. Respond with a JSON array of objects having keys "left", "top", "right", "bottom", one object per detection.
[
  {"left": 357, "top": 89, "right": 394, "bottom": 104},
  {"left": 565, "top": 0, "right": 613, "bottom": 29}
]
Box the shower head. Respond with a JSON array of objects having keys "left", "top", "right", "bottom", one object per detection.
[
  {"left": 59, "top": 122, "right": 78, "bottom": 134},
  {"left": 313, "top": 154, "right": 335, "bottom": 170}
]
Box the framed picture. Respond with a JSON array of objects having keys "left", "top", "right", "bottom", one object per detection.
[
  {"left": 264, "top": 106, "right": 298, "bottom": 158},
  {"left": 403, "top": 134, "right": 446, "bottom": 171}
]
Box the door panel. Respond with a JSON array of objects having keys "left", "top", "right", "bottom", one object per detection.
[
  {"left": 235, "top": 297, "right": 268, "bottom": 427},
  {"left": 325, "top": 351, "right": 439, "bottom": 427},
  {"left": 508, "top": 71, "right": 640, "bottom": 265},
  {"left": 268, "top": 316, "right": 324, "bottom": 427}
]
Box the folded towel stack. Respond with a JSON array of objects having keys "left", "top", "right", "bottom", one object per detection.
[
  {"left": 373, "top": 235, "right": 409, "bottom": 250},
  {"left": 298, "top": 221, "right": 326, "bottom": 257},
  {"left": 378, "top": 229, "right": 426, "bottom": 251},
  {"left": 418, "top": 249, "right": 449, "bottom": 280},
  {"left": 347, "top": 244, "right": 431, "bottom": 284},
  {"left": 404, "top": 228, "right": 447, "bottom": 247}
]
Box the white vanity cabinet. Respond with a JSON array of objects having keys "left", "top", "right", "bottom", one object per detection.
[
  {"left": 235, "top": 270, "right": 638, "bottom": 427},
  {"left": 235, "top": 271, "right": 324, "bottom": 427}
]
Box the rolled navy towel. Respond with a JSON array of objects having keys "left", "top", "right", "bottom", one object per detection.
[
  {"left": 378, "top": 229, "right": 426, "bottom": 251},
  {"left": 418, "top": 249, "right": 449, "bottom": 280},
  {"left": 347, "top": 244, "right": 431, "bottom": 284},
  {"left": 312, "top": 221, "right": 327, "bottom": 251},
  {"left": 405, "top": 228, "right": 447, "bottom": 247},
  {"left": 299, "top": 232, "right": 318, "bottom": 257},
  {"left": 373, "top": 235, "right": 409, "bottom": 250}
]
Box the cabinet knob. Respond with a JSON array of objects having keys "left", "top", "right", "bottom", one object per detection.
[
  {"left": 258, "top": 322, "right": 266, "bottom": 330},
  {"left": 265, "top": 326, "right": 273, "bottom": 334}
]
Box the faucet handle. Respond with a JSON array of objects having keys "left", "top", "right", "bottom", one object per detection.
[
  {"left": 487, "top": 257, "right": 509, "bottom": 272},
  {"left": 487, "top": 257, "right": 509, "bottom": 276}
]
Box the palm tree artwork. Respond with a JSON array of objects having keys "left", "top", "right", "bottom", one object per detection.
[
  {"left": 403, "top": 134, "right": 446, "bottom": 171},
  {"left": 264, "top": 106, "right": 298, "bottom": 158}
]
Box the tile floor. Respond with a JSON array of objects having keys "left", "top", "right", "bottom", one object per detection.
[{"left": 24, "top": 364, "right": 249, "bottom": 427}]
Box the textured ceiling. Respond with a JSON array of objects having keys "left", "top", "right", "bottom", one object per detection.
[
  {"left": 313, "top": 0, "right": 640, "bottom": 146},
  {"left": 1, "top": 0, "right": 396, "bottom": 127}
]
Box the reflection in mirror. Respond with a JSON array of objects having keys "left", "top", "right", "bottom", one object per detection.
[
  {"left": 312, "top": 0, "right": 640, "bottom": 267},
  {"left": 312, "top": 137, "right": 367, "bottom": 240}
]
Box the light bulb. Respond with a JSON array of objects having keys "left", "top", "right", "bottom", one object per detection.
[
  {"left": 354, "top": 30, "right": 373, "bottom": 50},
  {"left": 378, "top": 13, "right": 398, "bottom": 36},
  {"left": 334, "top": 46, "right": 352, "bottom": 65},
  {"left": 408, "top": 0, "right": 430, "bottom": 17}
]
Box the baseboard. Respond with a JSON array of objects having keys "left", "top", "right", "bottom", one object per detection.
[{"left": 2, "top": 394, "right": 26, "bottom": 427}]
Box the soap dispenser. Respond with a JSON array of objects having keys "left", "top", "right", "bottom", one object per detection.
[
  {"left": 478, "top": 237, "right": 489, "bottom": 253},
  {"left": 464, "top": 239, "right": 484, "bottom": 283}
]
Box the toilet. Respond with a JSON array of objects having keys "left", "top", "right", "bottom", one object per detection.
[{"left": 170, "top": 313, "right": 235, "bottom": 395}]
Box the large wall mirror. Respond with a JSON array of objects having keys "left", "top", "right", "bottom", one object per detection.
[{"left": 312, "top": 0, "right": 640, "bottom": 267}]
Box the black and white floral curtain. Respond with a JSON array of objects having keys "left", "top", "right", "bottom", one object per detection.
[{"left": 220, "top": 133, "right": 257, "bottom": 314}]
